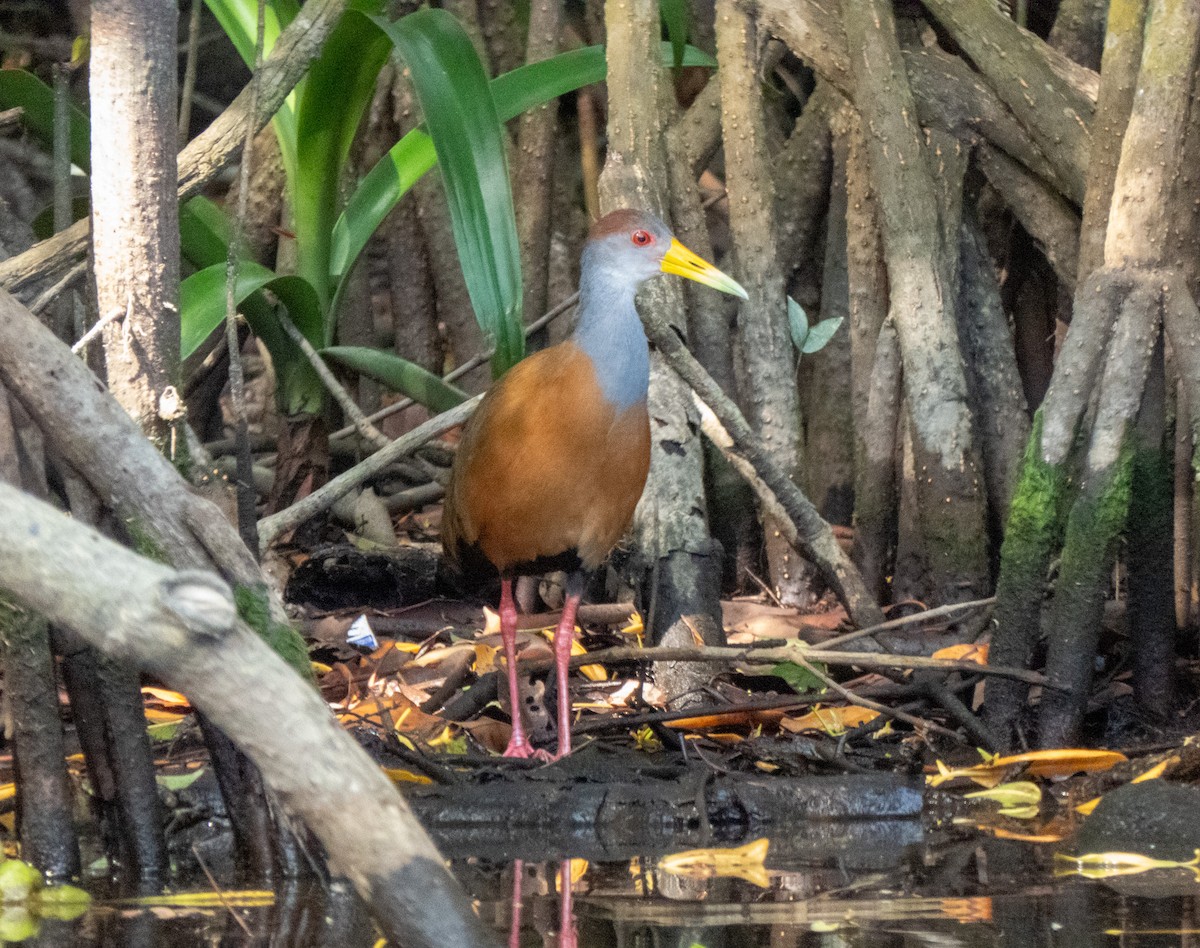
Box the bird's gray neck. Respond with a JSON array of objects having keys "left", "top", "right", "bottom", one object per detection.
[{"left": 572, "top": 253, "right": 650, "bottom": 411}]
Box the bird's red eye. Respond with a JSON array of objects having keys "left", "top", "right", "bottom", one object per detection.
[{"left": 631, "top": 229, "right": 653, "bottom": 246}]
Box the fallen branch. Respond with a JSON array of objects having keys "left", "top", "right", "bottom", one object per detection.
[
  {"left": 785, "top": 650, "right": 964, "bottom": 742},
  {"left": 0, "top": 482, "right": 498, "bottom": 948},
  {"left": 256, "top": 394, "right": 481, "bottom": 551},
  {"left": 535, "top": 641, "right": 1046, "bottom": 686}
]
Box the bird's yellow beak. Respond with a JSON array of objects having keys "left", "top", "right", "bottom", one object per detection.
[{"left": 661, "top": 238, "right": 748, "bottom": 300}]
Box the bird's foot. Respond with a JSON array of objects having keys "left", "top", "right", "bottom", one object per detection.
[{"left": 502, "top": 738, "right": 553, "bottom": 761}]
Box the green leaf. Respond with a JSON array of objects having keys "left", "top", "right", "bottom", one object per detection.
[
  {"left": 0, "top": 69, "right": 90, "bottom": 171},
  {"left": 180, "top": 262, "right": 325, "bottom": 413},
  {"left": 330, "top": 132, "right": 436, "bottom": 284},
  {"left": 0, "top": 859, "right": 41, "bottom": 902},
  {"left": 330, "top": 43, "right": 717, "bottom": 287},
  {"left": 770, "top": 660, "right": 826, "bottom": 694},
  {"left": 786, "top": 296, "right": 809, "bottom": 351},
  {"left": 202, "top": 0, "right": 299, "bottom": 183},
  {"left": 661, "top": 0, "right": 690, "bottom": 69},
  {"left": 320, "top": 346, "right": 468, "bottom": 413},
  {"left": 802, "top": 315, "right": 844, "bottom": 354},
  {"left": 371, "top": 9, "right": 524, "bottom": 377},
  {"left": 146, "top": 721, "right": 181, "bottom": 742},
  {"left": 179, "top": 196, "right": 234, "bottom": 270},
  {"left": 292, "top": 6, "right": 390, "bottom": 313},
  {"left": 329, "top": 42, "right": 718, "bottom": 303},
  {"left": 156, "top": 768, "right": 207, "bottom": 792}
]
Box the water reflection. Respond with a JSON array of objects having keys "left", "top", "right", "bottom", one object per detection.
[{"left": 22, "top": 833, "right": 1200, "bottom": 945}]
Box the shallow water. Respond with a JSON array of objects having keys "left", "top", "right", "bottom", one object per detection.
[{"left": 21, "top": 822, "right": 1200, "bottom": 946}]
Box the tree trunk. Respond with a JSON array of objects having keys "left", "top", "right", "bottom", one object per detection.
[
  {"left": 716, "top": 0, "right": 813, "bottom": 605},
  {"left": 599, "top": 0, "right": 726, "bottom": 703},
  {"left": 842, "top": 0, "right": 990, "bottom": 603},
  {"left": 91, "top": 0, "right": 181, "bottom": 455}
]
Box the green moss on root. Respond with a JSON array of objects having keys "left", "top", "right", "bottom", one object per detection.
[{"left": 234, "top": 585, "right": 314, "bottom": 685}]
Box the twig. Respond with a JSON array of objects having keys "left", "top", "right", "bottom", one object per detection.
[
  {"left": 820, "top": 596, "right": 996, "bottom": 650},
  {"left": 190, "top": 842, "right": 254, "bottom": 937},
  {"left": 70, "top": 298, "right": 124, "bottom": 353},
  {"left": 222, "top": 0, "right": 268, "bottom": 556},
  {"left": 530, "top": 642, "right": 1047, "bottom": 685},
  {"left": 572, "top": 688, "right": 911, "bottom": 734},
  {"left": 659, "top": 329, "right": 883, "bottom": 628},
  {"left": 257, "top": 394, "right": 482, "bottom": 551},
  {"left": 786, "top": 650, "right": 964, "bottom": 742},
  {"left": 178, "top": 0, "right": 203, "bottom": 148},
  {"left": 329, "top": 291, "right": 578, "bottom": 441},
  {"left": 33, "top": 261, "right": 87, "bottom": 320},
  {"left": 277, "top": 314, "right": 390, "bottom": 450}
]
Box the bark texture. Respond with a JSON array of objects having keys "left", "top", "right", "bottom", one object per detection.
[
  {"left": 90, "top": 0, "right": 181, "bottom": 452},
  {"left": 599, "top": 0, "right": 725, "bottom": 702},
  {"left": 0, "top": 484, "right": 498, "bottom": 948},
  {"left": 716, "top": 0, "right": 810, "bottom": 604},
  {"left": 842, "top": 0, "right": 989, "bottom": 603}
]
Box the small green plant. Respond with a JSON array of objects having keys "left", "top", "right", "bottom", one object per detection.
[{"left": 787, "top": 296, "right": 843, "bottom": 356}]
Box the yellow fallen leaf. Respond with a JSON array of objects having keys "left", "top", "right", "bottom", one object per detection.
[
  {"left": 556, "top": 859, "right": 588, "bottom": 891},
  {"left": 1054, "top": 849, "right": 1200, "bottom": 880},
  {"left": 383, "top": 767, "right": 433, "bottom": 786},
  {"left": 143, "top": 709, "right": 185, "bottom": 724},
  {"left": 1076, "top": 755, "right": 1178, "bottom": 814},
  {"left": 621, "top": 612, "right": 645, "bottom": 646},
  {"left": 659, "top": 838, "right": 770, "bottom": 888},
  {"left": 928, "top": 749, "right": 1127, "bottom": 788},
  {"left": 781, "top": 705, "right": 879, "bottom": 736},
  {"left": 571, "top": 639, "right": 607, "bottom": 682},
  {"left": 965, "top": 781, "right": 1041, "bottom": 808},
  {"left": 931, "top": 642, "right": 989, "bottom": 664},
  {"left": 474, "top": 642, "right": 500, "bottom": 675},
  {"left": 141, "top": 687, "right": 190, "bottom": 707},
  {"left": 125, "top": 890, "right": 275, "bottom": 908}
]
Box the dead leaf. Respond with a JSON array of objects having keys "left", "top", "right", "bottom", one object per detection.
[
  {"left": 658, "top": 838, "right": 770, "bottom": 888},
  {"left": 931, "top": 643, "right": 989, "bottom": 664},
  {"left": 781, "top": 706, "right": 879, "bottom": 736},
  {"left": 928, "top": 749, "right": 1128, "bottom": 788}
]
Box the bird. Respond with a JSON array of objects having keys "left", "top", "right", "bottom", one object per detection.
[{"left": 442, "top": 208, "right": 747, "bottom": 759}]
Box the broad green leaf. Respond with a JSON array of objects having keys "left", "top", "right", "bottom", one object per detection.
[
  {"left": 330, "top": 43, "right": 718, "bottom": 290},
  {"left": 156, "top": 768, "right": 207, "bottom": 791},
  {"left": 0, "top": 69, "right": 90, "bottom": 171},
  {"left": 320, "top": 346, "right": 467, "bottom": 413},
  {"left": 372, "top": 9, "right": 524, "bottom": 377},
  {"left": 661, "top": 0, "right": 690, "bottom": 69},
  {"left": 786, "top": 295, "right": 809, "bottom": 351},
  {"left": 802, "top": 315, "right": 844, "bottom": 354},
  {"left": 293, "top": 6, "right": 390, "bottom": 314},
  {"left": 180, "top": 262, "right": 324, "bottom": 413},
  {"left": 202, "top": 0, "right": 299, "bottom": 184},
  {"left": 770, "top": 660, "right": 826, "bottom": 693},
  {"left": 330, "top": 132, "right": 436, "bottom": 284},
  {"left": 179, "top": 196, "right": 234, "bottom": 270}
]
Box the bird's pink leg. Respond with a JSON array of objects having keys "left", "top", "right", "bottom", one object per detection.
[
  {"left": 553, "top": 579, "right": 583, "bottom": 759},
  {"left": 508, "top": 859, "right": 524, "bottom": 948},
  {"left": 557, "top": 860, "right": 578, "bottom": 948},
  {"left": 500, "top": 579, "right": 540, "bottom": 759}
]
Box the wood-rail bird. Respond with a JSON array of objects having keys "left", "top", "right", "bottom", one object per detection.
[{"left": 443, "top": 208, "right": 747, "bottom": 758}]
